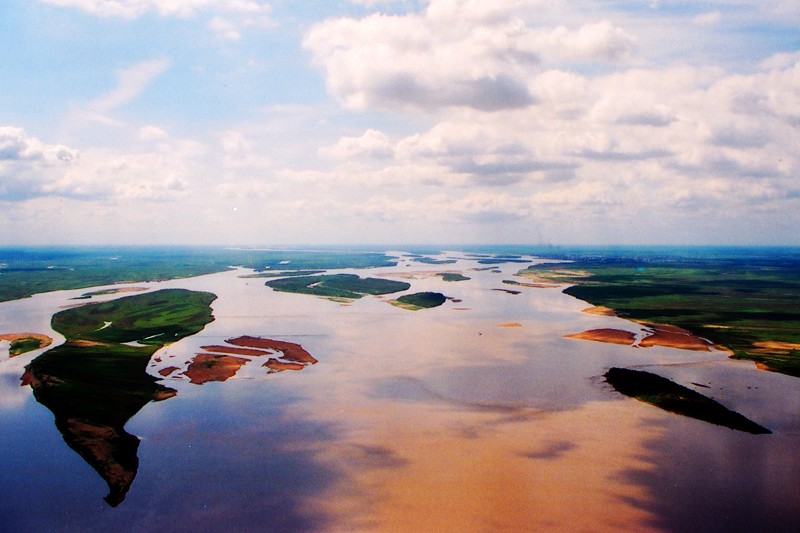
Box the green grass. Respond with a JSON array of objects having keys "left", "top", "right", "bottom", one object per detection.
[
  {"left": 9, "top": 337, "right": 45, "bottom": 356},
  {"left": 265, "top": 274, "right": 410, "bottom": 299},
  {"left": 51, "top": 289, "right": 216, "bottom": 345},
  {"left": 522, "top": 258, "right": 800, "bottom": 377}
]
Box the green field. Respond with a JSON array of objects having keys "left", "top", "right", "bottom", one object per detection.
[
  {"left": 0, "top": 247, "right": 397, "bottom": 302},
  {"left": 521, "top": 257, "right": 800, "bottom": 377},
  {"left": 266, "top": 273, "right": 410, "bottom": 299}
]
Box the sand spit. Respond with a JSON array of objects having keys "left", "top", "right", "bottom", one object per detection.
[
  {"left": 227, "top": 335, "right": 318, "bottom": 364},
  {"left": 637, "top": 324, "right": 712, "bottom": 351},
  {"left": 498, "top": 323, "right": 523, "bottom": 328},
  {"left": 566, "top": 329, "right": 636, "bottom": 345},
  {"left": 566, "top": 324, "right": 714, "bottom": 352},
  {"left": 581, "top": 306, "right": 617, "bottom": 316}
]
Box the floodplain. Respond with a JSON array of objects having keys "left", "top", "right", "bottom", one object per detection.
[{"left": 0, "top": 246, "right": 798, "bottom": 532}]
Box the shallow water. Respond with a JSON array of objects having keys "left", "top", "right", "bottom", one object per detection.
[{"left": 0, "top": 252, "right": 798, "bottom": 532}]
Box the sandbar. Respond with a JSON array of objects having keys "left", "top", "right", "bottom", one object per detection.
[
  {"left": 566, "top": 324, "right": 713, "bottom": 351},
  {"left": 637, "top": 324, "right": 712, "bottom": 351},
  {"left": 565, "top": 329, "right": 636, "bottom": 345},
  {"left": 227, "top": 336, "right": 318, "bottom": 364},
  {"left": 581, "top": 306, "right": 617, "bottom": 316},
  {"left": 183, "top": 353, "right": 249, "bottom": 384}
]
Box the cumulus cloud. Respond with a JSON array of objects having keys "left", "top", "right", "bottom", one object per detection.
[
  {"left": 0, "top": 127, "right": 79, "bottom": 201},
  {"left": 0, "top": 125, "right": 204, "bottom": 204},
  {"left": 303, "top": 0, "right": 633, "bottom": 111},
  {"left": 319, "top": 129, "right": 393, "bottom": 160}
]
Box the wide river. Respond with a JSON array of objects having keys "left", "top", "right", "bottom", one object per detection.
[{"left": 1, "top": 251, "right": 798, "bottom": 532}]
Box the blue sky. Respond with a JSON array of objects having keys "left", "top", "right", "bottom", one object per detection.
[{"left": 1, "top": 0, "right": 798, "bottom": 245}]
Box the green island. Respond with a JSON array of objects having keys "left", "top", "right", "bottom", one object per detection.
[
  {"left": 604, "top": 368, "right": 771, "bottom": 434},
  {"left": 0, "top": 247, "right": 397, "bottom": 302},
  {"left": 391, "top": 292, "right": 447, "bottom": 310},
  {"left": 8, "top": 336, "right": 48, "bottom": 356},
  {"left": 520, "top": 257, "right": 800, "bottom": 377},
  {"left": 24, "top": 288, "right": 217, "bottom": 506},
  {"left": 240, "top": 270, "right": 325, "bottom": 279},
  {"left": 265, "top": 273, "right": 410, "bottom": 299},
  {"left": 437, "top": 272, "right": 470, "bottom": 282}
]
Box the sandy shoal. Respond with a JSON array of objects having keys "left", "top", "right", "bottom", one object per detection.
[{"left": 566, "top": 328, "right": 636, "bottom": 345}]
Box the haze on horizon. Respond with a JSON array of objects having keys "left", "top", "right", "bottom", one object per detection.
[{"left": 1, "top": 0, "right": 798, "bottom": 246}]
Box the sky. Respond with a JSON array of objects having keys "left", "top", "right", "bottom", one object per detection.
[{"left": 1, "top": 0, "right": 798, "bottom": 246}]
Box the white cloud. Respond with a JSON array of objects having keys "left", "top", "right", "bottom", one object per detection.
[
  {"left": 138, "top": 125, "right": 169, "bottom": 141},
  {"left": 209, "top": 17, "right": 241, "bottom": 40},
  {"left": 319, "top": 129, "right": 393, "bottom": 160},
  {"left": 0, "top": 127, "right": 79, "bottom": 201},
  {"left": 303, "top": 1, "right": 633, "bottom": 111},
  {"left": 89, "top": 57, "right": 171, "bottom": 114},
  {"left": 0, "top": 126, "right": 78, "bottom": 163}
]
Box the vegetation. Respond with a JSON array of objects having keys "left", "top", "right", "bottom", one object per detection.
[
  {"left": 266, "top": 273, "right": 410, "bottom": 299},
  {"left": 412, "top": 257, "right": 457, "bottom": 265},
  {"left": 604, "top": 368, "right": 770, "bottom": 434},
  {"left": 521, "top": 255, "right": 800, "bottom": 377},
  {"left": 241, "top": 270, "right": 325, "bottom": 278},
  {"left": 0, "top": 246, "right": 397, "bottom": 302},
  {"left": 438, "top": 272, "right": 470, "bottom": 282},
  {"left": 9, "top": 337, "right": 45, "bottom": 356},
  {"left": 51, "top": 289, "right": 216, "bottom": 346},
  {"left": 392, "top": 292, "right": 447, "bottom": 310},
  {"left": 24, "top": 288, "right": 217, "bottom": 506}
]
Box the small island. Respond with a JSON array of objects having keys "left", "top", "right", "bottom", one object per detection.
[
  {"left": 604, "top": 367, "right": 771, "bottom": 434},
  {"left": 266, "top": 273, "right": 410, "bottom": 300},
  {"left": 0, "top": 333, "right": 53, "bottom": 356},
  {"left": 391, "top": 292, "right": 447, "bottom": 310}
]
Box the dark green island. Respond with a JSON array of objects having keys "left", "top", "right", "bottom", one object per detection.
[{"left": 265, "top": 273, "right": 410, "bottom": 299}]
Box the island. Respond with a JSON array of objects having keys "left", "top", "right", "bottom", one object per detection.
[
  {"left": 390, "top": 292, "right": 447, "bottom": 310},
  {"left": 23, "top": 288, "right": 217, "bottom": 506},
  {"left": 604, "top": 367, "right": 771, "bottom": 434},
  {"left": 265, "top": 273, "right": 410, "bottom": 300}
]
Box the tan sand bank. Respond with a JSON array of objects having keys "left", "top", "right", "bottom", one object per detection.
[
  {"left": 581, "top": 306, "right": 617, "bottom": 316},
  {"left": 184, "top": 353, "right": 249, "bottom": 384},
  {"left": 566, "top": 328, "right": 636, "bottom": 345}
]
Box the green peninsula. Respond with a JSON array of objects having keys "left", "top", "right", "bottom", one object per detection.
[
  {"left": 520, "top": 255, "right": 800, "bottom": 377},
  {"left": 24, "top": 288, "right": 216, "bottom": 506}
]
